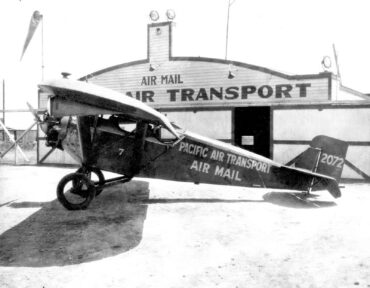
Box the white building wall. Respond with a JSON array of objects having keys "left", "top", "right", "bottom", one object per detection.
[
  {"left": 164, "top": 110, "right": 232, "bottom": 141},
  {"left": 273, "top": 108, "right": 370, "bottom": 141},
  {"left": 149, "top": 23, "right": 170, "bottom": 63},
  {"left": 273, "top": 107, "right": 370, "bottom": 179}
]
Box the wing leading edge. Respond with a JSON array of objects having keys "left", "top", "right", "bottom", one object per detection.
[{"left": 39, "top": 79, "right": 179, "bottom": 138}]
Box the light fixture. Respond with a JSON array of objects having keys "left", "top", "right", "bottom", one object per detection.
[
  {"left": 228, "top": 64, "right": 236, "bottom": 79},
  {"left": 321, "top": 56, "right": 332, "bottom": 70},
  {"left": 61, "top": 72, "right": 71, "bottom": 79},
  {"left": 149, "top": 63, "right": 161, "bottom": 71},
  {"left": 149, "top": 10, "right": 159, "bottom": 22},
  {"left": 166, "top": 9, "right": 176, "bottom": 21}
]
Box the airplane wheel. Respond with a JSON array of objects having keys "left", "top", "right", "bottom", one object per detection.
[
  {"left": 57, "top": 173, "right": 96, "bottom": 210},
  {"left": 75, "top": 167, "right": 105, "bottom": 196}
]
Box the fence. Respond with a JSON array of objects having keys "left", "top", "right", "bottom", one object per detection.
[{"left": 0, "top": 110, "right": 38, "bottom": 165}]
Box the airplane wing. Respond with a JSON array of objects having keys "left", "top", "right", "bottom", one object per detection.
[{"left": 38, "top": 79, "right": 179, "bottom": 138}]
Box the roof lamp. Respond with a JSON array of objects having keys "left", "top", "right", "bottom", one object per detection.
[
  {"left": 166, "top": 9, "right": 176, "bottom": 21},
  {"left": 322, "top": 56, "right": 332, "bottom": 69},
  {"left": 149, "top": 10, "right": 159, "bottom": 22}
]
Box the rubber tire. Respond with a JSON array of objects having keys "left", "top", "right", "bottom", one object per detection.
[
  {"left": 75, "top": 167, "right": 105, "bottom": 196},
  {"left": 57, "top": 173, "right": 96, "bottom": 210}
]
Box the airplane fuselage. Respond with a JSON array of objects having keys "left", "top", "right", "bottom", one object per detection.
[{"left": 55, "top": 118, "right": 314, "bottom": 193}]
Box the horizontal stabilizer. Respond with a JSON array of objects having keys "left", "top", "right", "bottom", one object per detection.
[
  {"left": 327, "top": 179, "right": 341, "bottom": 198},
  {"left": 286, "top": 135, "right": 349, "bottom": 198}
]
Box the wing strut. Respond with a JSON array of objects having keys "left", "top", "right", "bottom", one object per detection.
[
  {"left": 131, "top": 120, "right": 148, "bottom": 175},
  {"left": 77, "top": 116, "right": 94, "bottom": 166}
]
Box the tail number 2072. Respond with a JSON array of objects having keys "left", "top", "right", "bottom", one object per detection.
[{"left": 320, "top": 153, "right": 344, "bottom": 168}]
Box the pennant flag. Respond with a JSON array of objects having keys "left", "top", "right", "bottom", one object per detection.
[{"left": 20, "top": 10, "right": 43, "bottom": 61}]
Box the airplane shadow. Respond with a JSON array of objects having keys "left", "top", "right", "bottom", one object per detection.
[
  {"left": 262, "top": 192, "right": 337, "bottom": 209},
  {"left": 138, "top": 198, "right": 264, "bottom": 204},
  {"left": 0, "top": 183, "right": 336, "bottom": 267},
  {"left": 135, "top": 192, "right": 336, "bottom": 209},
  {"left": 0, "top": 180, "right": 150, "bottom": 267}
]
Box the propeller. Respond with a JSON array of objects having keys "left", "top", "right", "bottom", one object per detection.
[
  {"left": 27, "top": 102, "right": 63, "bottom": 148},
  {"left": 26, "top": 102, "right": 44, "bottom": 123},
  {"left": 26, "top": 102, "right": 49, "bottom": 134}
]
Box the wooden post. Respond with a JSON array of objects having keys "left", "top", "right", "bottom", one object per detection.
[
  {"left": 14, "top": 131, "right": 17, "bottom": 164},
  {"left": 2, "top": 79, "right": 4, "bottom": 141}
]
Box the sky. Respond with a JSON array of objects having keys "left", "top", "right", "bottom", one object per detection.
[{"left": 1, "top": 0, "right": 370, "bottom": 127}]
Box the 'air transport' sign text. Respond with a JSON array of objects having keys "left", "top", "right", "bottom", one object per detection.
[{"left": 123, "top": 73, "right": 329, "bottom": 106}]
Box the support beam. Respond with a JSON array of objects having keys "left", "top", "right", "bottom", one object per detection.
[
  {"left": 0, "top": 121, "right": 37, "bottom": 159},
  {"left": 345, "top": 159, "right": 370, "bottom": 181},
  {"left": 0, "top": 120, "right": 29, "bottom": 162},
  {"left": 38, "top": 146, "right": 56, "bottom": 164}
]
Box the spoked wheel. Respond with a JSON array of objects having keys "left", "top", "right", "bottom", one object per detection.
[
  {"left": 75, "top": 167, "right": 105, "bottom": 196},
  {"left": 57, "top": 173, "right": 96, "bottom": 210}
]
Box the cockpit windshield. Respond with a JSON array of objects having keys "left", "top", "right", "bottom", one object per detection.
[{"left": 96, "top": 114, "right": 182, "bottom": 144}]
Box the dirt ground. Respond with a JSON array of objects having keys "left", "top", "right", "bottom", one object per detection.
[{"left": 0, "top": 165, "right": 370, "bottom": 288}]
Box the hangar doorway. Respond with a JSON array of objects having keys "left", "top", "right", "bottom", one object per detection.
[{"left": 234, "top": 107, "right": 271, "bottom": 158}]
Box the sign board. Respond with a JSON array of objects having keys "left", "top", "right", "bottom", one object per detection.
[
  {"left": 91, "top": 68, "right": 331, "bottom": 109},
  {"left": 87, "top": 22, "right": 332, "bottom": 109},
  {"left": 242, "top": 136, "right": 254, "bottom": 146}
]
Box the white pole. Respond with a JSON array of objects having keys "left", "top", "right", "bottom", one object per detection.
[
  {"left": 41, "top": 16, "right": 44, "bottom": 81},
  {"left": 225, "top": 0, "right": 236, "bottom": 60},
  {"left": 333, "top": 44, "right": 341, "bottom": 85}
]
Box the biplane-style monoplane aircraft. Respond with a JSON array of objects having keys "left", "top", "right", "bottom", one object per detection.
[{"left": 34, "top": 79, "right": 348, "bottom": 210}]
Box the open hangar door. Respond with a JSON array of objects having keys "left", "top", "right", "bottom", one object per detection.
[
  {"left": 272, "top": 105, "right": 370, "bottom": 181},
  {"left": 233, "top": 106, "right": 271, "bottom": 158}
]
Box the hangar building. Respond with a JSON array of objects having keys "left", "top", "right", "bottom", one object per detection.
[{"left": 39, "top": 21, "right": 370, "bottom": 181}]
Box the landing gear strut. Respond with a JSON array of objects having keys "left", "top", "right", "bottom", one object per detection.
[
  {"left": 75, "top": 166, "right": 105, "bottom": 196},
  {"left": 57, "top": 167, "right": 132, "bottom": 210}
]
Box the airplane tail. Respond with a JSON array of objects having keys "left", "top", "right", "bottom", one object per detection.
[{"left": 288, "top": 135, "right": 349, "bottom": 182}]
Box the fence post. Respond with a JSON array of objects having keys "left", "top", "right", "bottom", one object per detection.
[{"left": 14, "top": 131, "right": 17, "bottom": 164}]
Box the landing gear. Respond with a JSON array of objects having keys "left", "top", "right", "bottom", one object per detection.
[
  {"left": 57, "top": 167, "right": 133, "bottom": 210},
  {"left": 57, "top": 173, "right": 96, "bottom": 210},
  {"left": 75, "top": 166, "right": 105, "bottom": 196}
]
